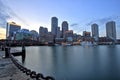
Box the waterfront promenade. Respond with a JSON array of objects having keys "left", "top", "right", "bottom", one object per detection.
[{"left": 0, "top": 50, "right": 33, "bottom": 80}]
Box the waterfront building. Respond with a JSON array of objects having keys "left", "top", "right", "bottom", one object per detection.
[
  {"left": 106, "top": 21, "right": 116, "bottom": 41},
  {"left": 64, "top": 30, "right": 73, "bottom": 42},
  {"left": 82, "top": 31, "right": 92, "bottom": 42},
  {"left": 55, "top": 38, "right": 65, "bottom": 44},
  {"left": 39, "top": 26, "right": 48, "bottom": 42},
  {"left": 91, "top": 23, "right": 99, "bottom": 42},
  {"left": 99, "top": 37, "right": 114, "bottom": 42},
  {"left": 30, "top": 30, "right": 39, "bottom": 41},
  {"left": 73, "top": 33, "right": 81, "bottom": 42},
  {"left": 6, "top": 22, "right": 21, "bottom": 40},
  {"left": 51, "top": 17, "right": 58, "bottom": 37},
  {"left": 39, "top": 26, "right": 48, "bottom": 36},
  {"left": 15, "top": 29, "right": 32, "bottom": 40},
  {"left": 83, "top": 31, "right": 91, "bottom": 37},
  {"left": 47, "top": 32, "right": 54, "bottom": 43},
  {"left": 62, "top": 21, "right": 68, "bottom": 38},
  {"left": 56, "top": 27, "right": 61, "bottom": 38},
  {"left": 39, "top": 26, "right": 44, "bottom": 36}
]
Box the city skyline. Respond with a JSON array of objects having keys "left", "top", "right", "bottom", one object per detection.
[
  {"left": 0, "top": 0, "right": 120, "bottom": 39},
  {"left": 4, "top": 19, "right": 117, "bottom": 42}
]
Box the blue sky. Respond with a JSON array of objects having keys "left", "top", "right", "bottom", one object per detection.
[{"left": 0, "top": 0, "right": 120, "bottom": 39}]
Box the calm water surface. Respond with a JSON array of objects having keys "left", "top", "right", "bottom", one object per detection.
[{"left": 16, "top": 45, "right": 120, "bottom": 80}]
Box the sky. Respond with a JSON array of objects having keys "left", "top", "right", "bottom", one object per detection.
[{"left": 0, "top": 0, "right": 120, "bottom": 39}]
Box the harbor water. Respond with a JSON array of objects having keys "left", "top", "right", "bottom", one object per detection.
[{"left": 16, "top": 45, "right": 120, "bottom": 80}]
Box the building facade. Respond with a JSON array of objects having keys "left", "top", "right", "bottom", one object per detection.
[
  {"left": 30, "top": 30, "right": 39, "bottom": 41},
  {"left": 91, "top": 23, "right": 99, "bottom": 41},
  {"left": 46, "top": 32, "right": 54, "bottom": 43},
  {"left": 64, "top": 30, "right": 73, "bottom": 42},
  {"left": 62, "top": 21, "right": 68, "bottom": 38},
  {"left": 82, "top": 31, "right": 92, "bottom": 42},
  {"left": 56, "top": 27, "right": 61, "bottom": 38},
  {"left": 83, "top": 31, "right": 91, "bottom": 37},
  {"left": 106, "top": 21, "right": 116, "bottom": 41},
  {"left": 15, "top": 29, "right": 32, "bottom": 40},
  {"left": 51, "top": 17, "right": 58, "bottom": 37},
  {"left": 6, "top": 22, "right": 21, "bottom": 40},
  {"left": 39, "top": 26, "right": 48, "bottom": 36},
  {"left": 39, "top": 26, "right": 48, "bottom": 42}
]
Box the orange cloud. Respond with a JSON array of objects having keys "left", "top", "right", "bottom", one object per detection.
[{"left": 0, "top": 27, "right": 6, "bottom": 39}]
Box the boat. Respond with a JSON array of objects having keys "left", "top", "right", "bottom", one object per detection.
[
  {"left": 61, "top": 43, "right": 72, "bottom": 46},
  {"left": 80, "top": 41, "right": 97, "bottom": 46}
]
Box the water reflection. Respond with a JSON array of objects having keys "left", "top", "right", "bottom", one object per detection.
[
  {"left": 22, "top": 55, "right": 25, "bottom": 63},
  {"left": 16, "top": 45, "right": 120, "bottom": 80}
]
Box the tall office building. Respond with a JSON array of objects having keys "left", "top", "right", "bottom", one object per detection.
[
  {"left": 62, "top": 21, "right": 68, "bottom": 38},
  {"left": 6, "top": 22, "right": 21, "bottom": 40},
  {"left": 56, "top": 27, "right": 61, "bottom": 38},
  {"left": 51, "top": 17, "right": 58, "bottom": 37},
  {"left": 106, "top": 21, "right": 116, "bottom": 41},
  {"left": 91, "top": 23, "right": 99, "bottom": 41}
]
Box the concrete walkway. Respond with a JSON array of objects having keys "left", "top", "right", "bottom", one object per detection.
[{"left": 0, "top": 50, "right": 33, "bottom": 80}]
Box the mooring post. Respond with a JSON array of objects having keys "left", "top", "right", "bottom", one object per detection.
[
  {"left": 22, "top": 45, "right": 26, "bottom": 53},
  {"left": 1, "top": 45, "right": 4, "bottom": 51},
  {"left": 22, "top": 45, "right": 26, "bottom": 59},
  {"left": 5, "top": 47, "right": 10, "bottom": 58}
]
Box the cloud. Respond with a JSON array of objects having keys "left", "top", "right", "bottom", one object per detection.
[
  {"left": 0, "top": 0, "right": 30, "bottom": 28},
  {"left": 69, "top": 16, "right": 120, "bottom": 38},
  {"left": 0, "top": 0, "right": 11, "bottom": 28},
  {"left": 86, "top": 16, "right": 120, "bottom": 26},
  {"left": 70, "top": 23, "right": 85, "bottom": 34},
  {"left": 70, "top": 23, "right": 78, "bottom": 27},
  {"left": 0, "top": 27, "right": 6, "bottom": 39}
]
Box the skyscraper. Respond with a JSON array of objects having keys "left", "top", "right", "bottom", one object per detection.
[
  {"left": 51, "top": 17, "right": 58, "bottom": 37},
  {"left": 56, "top": 27, "right": 61, "bottom": 38},
  {"left": 91, "top": 23, "right": 99, "bottom": 41},
  {"left": 62, "top": 21, "right": 68, "bottom": 38},
  {"left": 106, "top": 21, "right": 116, "bottom": 41},
  {"left": 6, "top": 22, "right": 21, "bottom": 40}
]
